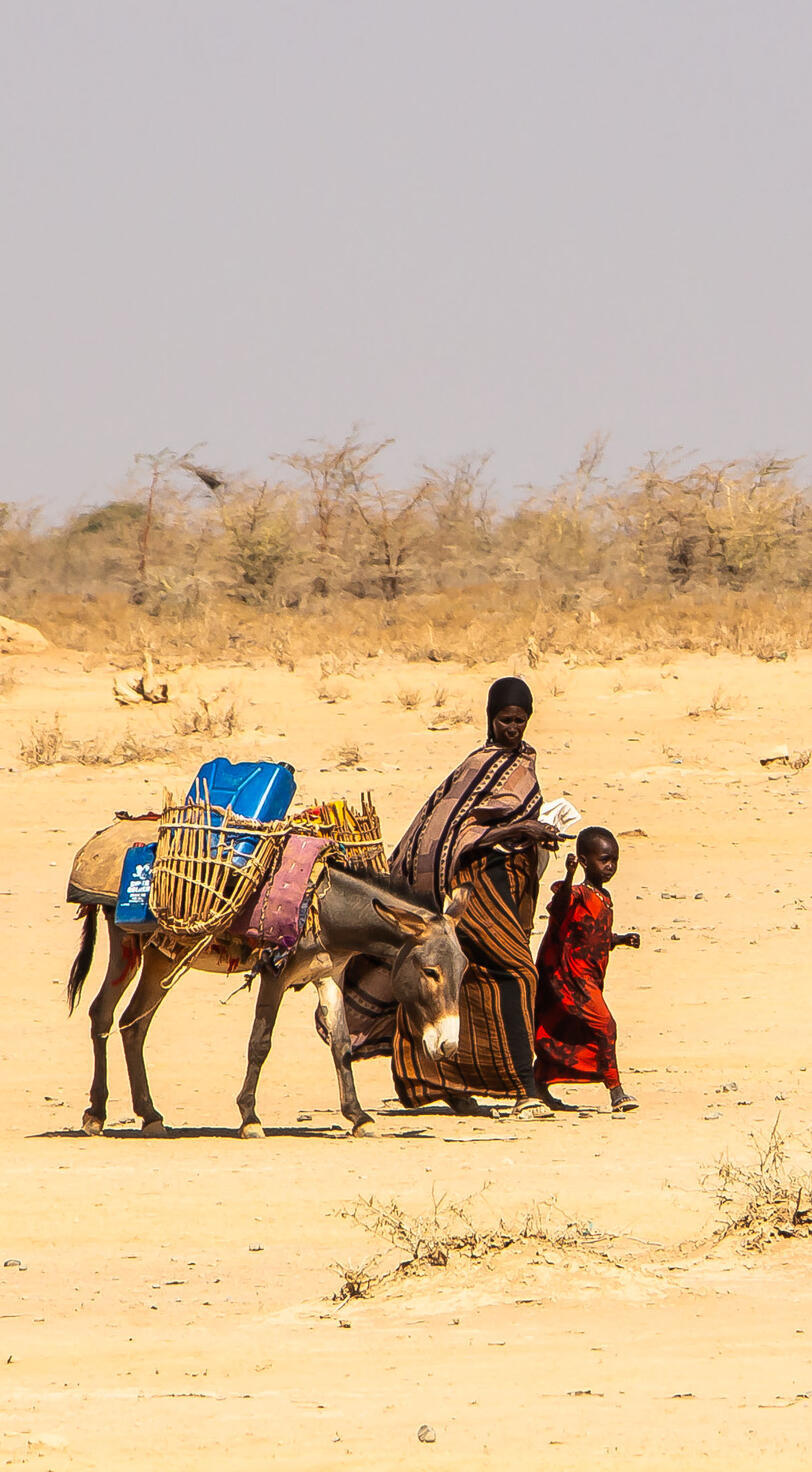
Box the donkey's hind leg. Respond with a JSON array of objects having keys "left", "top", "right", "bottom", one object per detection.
[
  {"left": 315, "top": 974, "right": 374, "bottom": 1136},
  {"left": 119, "top": 945, "right": 178, "bottom": 1136},
  {"left": 83, "top": 915, "right": 142, "bottom": 1135},
  {"left": 236, "top": 968, "right": 288, "bottom": 1138}
]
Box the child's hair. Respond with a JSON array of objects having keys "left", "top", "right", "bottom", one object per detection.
[{"left": 576, "top": 825, "right": 617, "bottom": 858}]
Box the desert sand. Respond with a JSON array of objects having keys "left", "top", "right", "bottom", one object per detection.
[{"left": 1, "top": 647, "right": 810, "bottom": 1470}]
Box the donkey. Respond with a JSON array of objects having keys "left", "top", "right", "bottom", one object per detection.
[{"left": 66, "top": 863, "right": 469, "bottom": 1138}]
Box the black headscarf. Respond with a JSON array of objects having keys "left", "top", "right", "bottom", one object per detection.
[{"left": 486, "top": 677, "right": 533, "bottom": 741}]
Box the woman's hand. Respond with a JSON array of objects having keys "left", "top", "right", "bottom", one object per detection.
[
  {"left": 491, "top": 819, "right": 562, "bottom": 850},
  {"left": 613, "top": 932, "right": 640, "bottom": 948}
]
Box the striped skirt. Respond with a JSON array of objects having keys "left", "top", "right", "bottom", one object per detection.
[{"left": 392, "top": 846, "right": 539, "bottom": 1105}]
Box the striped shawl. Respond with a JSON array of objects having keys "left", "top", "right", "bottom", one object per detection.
[{"left": 389, "top": 741, "right": 542, "bottom": 908}]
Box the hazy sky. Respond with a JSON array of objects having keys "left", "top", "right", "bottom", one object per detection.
[{"left": 2, "top": 0, "right": 811, "bottom": 514}]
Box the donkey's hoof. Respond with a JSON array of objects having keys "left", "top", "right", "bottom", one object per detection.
[
  {"left": 240, "top": 1121, "right": 265, "bottom": 1140},
  {"left": 351, "top": 1116, "right": 375, "bottom": 1137},
  {"left": 141, "top": 1118, "right": 167, "bottom": 1138},
  {"left": 81, "top": 1112, "right": 104, "bottom": 1136}
]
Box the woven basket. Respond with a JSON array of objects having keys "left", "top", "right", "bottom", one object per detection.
[
  {"left": 302, "top": 793, "right": 387, "bottom": 874},
  {"left": 150, "top": 791, "right": 287, "bottom": 939}
]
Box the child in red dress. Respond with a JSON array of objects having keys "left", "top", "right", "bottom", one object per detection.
[{"left": 534, "top": 826, "right": 639, "bottom": 1112}]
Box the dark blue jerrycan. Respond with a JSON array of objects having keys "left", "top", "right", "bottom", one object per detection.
[
  {"left": 115, "top": 842, "right": 157, "bottom": 932},
  {"left": 185, "top": 758, "right": 296, "bottom": 864}
]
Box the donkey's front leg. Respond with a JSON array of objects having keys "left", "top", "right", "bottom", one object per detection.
[
  {"left": 314, "top": 974, "right": 374, "bottom": 1136},
  {"left": 236, "top": 968, "right": 288, "bottom": 1138}
]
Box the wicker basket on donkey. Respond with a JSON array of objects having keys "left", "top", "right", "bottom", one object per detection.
[{"left": 150, "top": 791, "right": 288, "bottom": 940}]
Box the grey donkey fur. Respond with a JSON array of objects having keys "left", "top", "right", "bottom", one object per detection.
[{"left": 66, "top": 864, "right": 469, "bottom": 1138}]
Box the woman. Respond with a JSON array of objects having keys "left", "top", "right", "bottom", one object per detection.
[{"left": 388, "top": 676, "right": 559, "bottom": 1117}]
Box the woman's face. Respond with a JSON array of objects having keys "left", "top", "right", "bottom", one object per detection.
[{"left": 491, "top": 704, "right": 529, "bottom": 748}]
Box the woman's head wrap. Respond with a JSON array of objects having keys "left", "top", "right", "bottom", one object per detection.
[{"left": 486, "top": 677, "right": 533, "bottom": 740}]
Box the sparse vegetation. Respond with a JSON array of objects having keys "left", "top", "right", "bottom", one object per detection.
[
  {"left": 20, "top": 714, "right": 65, "bottom": 766},
  {"left": 332, "top": 1190, "right": 613, "bottom": 1302},
  {"left": 4, "top": 439, "right": 812, "bottom": 667},
  {"left": 332, "top": 742, "right": 363, "bottom": 769},
  {"left": 19, "top": 715, "right": 170, "bottom": 767},
  {"left": 173, "top": 693, "right": 240, "bottom": 739},
  {"left": 714, "top": 1123, "right": 812, "bottom": 1251},
  {"left": 396, "top": 687, "right": 422, "bottom": 709}
]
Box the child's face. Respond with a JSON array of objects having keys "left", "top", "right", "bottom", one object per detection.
[{"left": 580, "top": 836, "right": 619, "bottom": 887}]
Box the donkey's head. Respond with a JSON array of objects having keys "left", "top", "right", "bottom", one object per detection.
[{"left": 371, "top": 889, "right": 470, "bottom": 1060}]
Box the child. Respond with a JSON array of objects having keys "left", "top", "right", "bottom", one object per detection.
[{"left": 533, "top": 826, "right": 639, "bottom": 1112}]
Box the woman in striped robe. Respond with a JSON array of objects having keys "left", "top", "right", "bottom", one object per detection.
[{"left": 388, "top": 677, "right": 559, "bottom": 1117}]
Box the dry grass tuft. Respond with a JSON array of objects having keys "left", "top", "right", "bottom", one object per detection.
[
  {"left": 20, "top": 714, "right": 65, "bottom": 766},
  {"left": 688, "top": 686, "right": 735, "bottom": 718},
  {"left": 0, "top": 669, "right": 18, "bottom": 698},
  {"left": 396, "top": 687, "right": 422, "bottom": 710},
  {"left": 332, "top": 1190, "right": 611, "bottom": 1302},
  {"left": 714, "top": 1122, "right": 812, "bottom": 1250},
  {"left": 317, "top": 679, "right": 350, "bottom": 704},
  {"left": 426, "top": 705, "right": 474, "bottom": 730},
  {"left": 173, "top": 693, "right": 240, "bottom": 739},
  {"left": 19, "top": 715, "right": 170, "bottom": 767},
  {"left": 320, "top": 652, "right": 357, "bottom": 679},
  {"left": 332, "top": 742, "right": 363, "bottom": 769}
]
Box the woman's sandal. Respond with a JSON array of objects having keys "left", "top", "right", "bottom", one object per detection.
[
  {"left": 611, "top": 1090, "right": 639, "bottom": 1112},
  {"left": 511, "top": 1097, "right": 555, "bottom": 1120}
]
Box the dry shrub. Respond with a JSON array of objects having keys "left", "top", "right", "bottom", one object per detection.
[
  {"left": 0, "top": 669, "right": 18, "bottom": 698},
  {"left": 332, "top": 742, "right": 363, "bottom": 769},
  {"left": 72, "top": 730, "right": 172, "bottom": 766},
  {"left": 270, "top": 634, "right": 295, "bottom": 671},
  {"left": 688, "top": 686, "right": 734, "bottom": 718},
  {"left": 7, "top": 443, "right": 812, "bottom": 669},
  {"left": 20, "top": 714, "right": 64, "bottom": 766},
  {"left": 173, "top": 694, "right": 240, "bottom": 739},
  {"left": 19, "top": 715, "right": 170, "bottom": 767},
  {"left": 320, "top": 652, "right": 357, "bottom": 679},
  {"left": 426, "top": 705, "right": 473, "bottom": 730},
  {"left": 332, "top": 1191, "right": 611, "bottom": 1302},
  {"left": 714, "top": 1123, "right": 812, "bottom": 1250},
  {"left": 396, "top": 687, "right": 422, "bottom": 709},
  {"left": 317, "top": 679, "right": 350, "bottom": 703}
]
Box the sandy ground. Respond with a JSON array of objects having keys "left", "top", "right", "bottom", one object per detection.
[{"left": 1, "top": 646, "right": 810, "bottom": 1470}]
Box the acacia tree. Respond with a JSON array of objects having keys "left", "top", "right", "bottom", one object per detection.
[
  {"left": 179, "top": 458, "right": 296, "bottom": 602},
  {"left": 420, "top": 454, "right": 494, "bottom": 588},
  {"left": 349, "top": 482, "right": 430, "bottom": 599},
  {"left": 278, "top": 429, "right": 394, "bottom": 593}
]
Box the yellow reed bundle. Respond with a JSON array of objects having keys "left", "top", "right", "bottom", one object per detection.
[{"left": 304, "top": 792, "right": 387, "bottom": 873}]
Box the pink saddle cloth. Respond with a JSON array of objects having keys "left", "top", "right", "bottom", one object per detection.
[{"left": 234, "top": 833, "right": 333, "bottom": 951}]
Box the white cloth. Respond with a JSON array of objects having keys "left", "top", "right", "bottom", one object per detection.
[{"left": 539, "top": 797, "right": 581, "bottom": 833}]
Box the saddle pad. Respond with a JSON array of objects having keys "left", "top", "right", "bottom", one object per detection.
[
  {"left": 233, "top": 833, "right": 333, "bottom": 950},
  {"left": 67, "top": 818, "right": 160, "bottom": 907}
]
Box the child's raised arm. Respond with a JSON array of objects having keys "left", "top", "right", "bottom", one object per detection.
[{"left": 548, "top": 852, "right": 579, "bottom": 921}]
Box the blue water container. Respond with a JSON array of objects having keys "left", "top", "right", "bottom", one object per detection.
[
  {"left": 115, "top": 842, "right": 157, "bottom": 932},
  {"left": 185, "top": 758, "right": 296, "bottom": 864}
]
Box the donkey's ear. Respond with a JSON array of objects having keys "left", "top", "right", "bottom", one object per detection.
[
  {"left": 444, "top": 884, "right": 473, "bottom": 926},
  {"left": 372, "top": 896, "right": 432, "bottom": 941}
]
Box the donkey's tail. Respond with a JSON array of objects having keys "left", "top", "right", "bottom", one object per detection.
[{"left": 67, "top": 904, "right": 98, "bottom": 1014}]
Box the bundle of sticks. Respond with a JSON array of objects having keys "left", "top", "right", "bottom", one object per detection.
[{"left": 300, "top": 792, "right": 388, "bottom": 873}]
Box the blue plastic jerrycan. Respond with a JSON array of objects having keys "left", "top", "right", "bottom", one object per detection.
[
  {"left": 115, "top": 842, "right": 157, "bottom": 932},
  {"left": 185, "top": 758, "right": 296, "bottom": 865}
]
